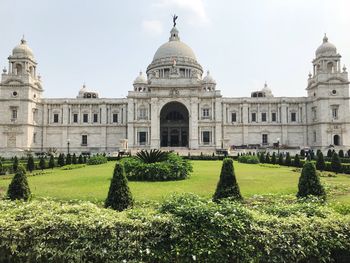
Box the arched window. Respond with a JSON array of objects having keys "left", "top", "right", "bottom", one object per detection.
[
  {"left": 16, "top": 64, "right": 22, "bottom": 75},
  {"left": 334, "top": 135, "right": 340, "bottom": 146},
  {"left": 327, "top": 62, "right": 334, "bottom": 72}
]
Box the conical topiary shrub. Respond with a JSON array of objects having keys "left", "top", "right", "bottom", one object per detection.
[
  {"left": 294, "top": 154, "right": 301, "bottom": 167},
  {"left": 13, "top": 156, "right": 19, "bottom": 173},
  {"left": 297, "top": 161, "right": 326, "bottom": 199},
  {"left": 7, "top": 165, "right": 31, "bottom": 201},
  {"left": 316, "top": 152, "right": 326, "bottom": 172},
  {"left": 265, "top": 153, "right": 271, "bottom": 163},
  {"left": 39, "top": 157, "right": 46, "bottom": 170},
  {"left": 278, "top": 153, "right": 284, "bottom": 165},
  {"left": 49, "top": 155, "right": 55, "bottom": 169},
  {"left": 271, "top": 152, "right": 277, "bottom": 165},
  {"left": 331, "top": 152, "right": 342, "bottom": 174},
  {"left": 66, "top": 153, "right": 72, "bottom": 165},
  {"left": 105, "top": 162, "right": 133, "bottom": 211},
  {"left": 213, "top": 158, "right": 242, "bottom": 202},
  {"left": 285, "top": 152, "right": 292, "bottom": 166},
  {"left": 27, "top": 156, "right": 35, "bottom": 173},
  {"left": 72, "top": 153, "right": 77, "bottom": 164}
]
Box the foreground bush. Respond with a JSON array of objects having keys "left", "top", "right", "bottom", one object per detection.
[
  {"left": 6, "top": 166, "right": 31, "bottom": 201},
  {"left": 213, "top": 158, "right": 242, "bottom": 202},
  {"left": 121, "top": 153, "right": 192, "bottom": 181},
  {"left": 87, "top": 155, "right": 108, "bottom": 165},
  {"left": 0, "top": 196, "right": 350, "bottom": 262},
  {"left": 297, "top": 161, "right": 326, "bottom": 199},
  {"left": 105, "top": 162, "right": 133, "bottom": 211}
]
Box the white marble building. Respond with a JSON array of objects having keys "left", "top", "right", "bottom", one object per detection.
[{"left": 0, "top": 25, "right": 349, "bottom": 156}]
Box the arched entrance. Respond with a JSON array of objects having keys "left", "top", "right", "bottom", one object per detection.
[
  {"left": 160, "top": 102, "right": 189, "bottom": 147},
  {"left": 334, "top": 135, "right": 340, "bottom": 146}
]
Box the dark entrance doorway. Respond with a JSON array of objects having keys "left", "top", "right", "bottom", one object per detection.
[
  {"left": 160, "top": 102, "right": 189, "bottom": 147},
  {"left": 334, "top": 135, "right": 340, "bottom": 146}
]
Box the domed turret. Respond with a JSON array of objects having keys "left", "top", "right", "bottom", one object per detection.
[
  {"left": 315, "top": 34, "right": 337, "bottom": 58},
  {"left": 133, "top": 71, "right": 147, "bottom": 85},
  {"left": 77, "top": 84, "right": 99, "bottom": 99},
  {"left": 203, "top": 70, "right": 216, "bottom": 84},
  {"left": 11, "top": 37, "right": 35, "bottom": 60}
]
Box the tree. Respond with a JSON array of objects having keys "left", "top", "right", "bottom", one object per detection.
[
  {"left": 300, "top": 149, "right": 305, "bottom": 157},
  {"left": 49, "top": 155, "right": 55, "bottom": 169},
  {"left": 294, "top": 154, "right": 301, "bottom": 167},
  {"left": 27, "top": 156, "right": 35, "bottom": 173},
  {"left": 271, "top": 152, "right": 277, "bottom": 165},
  {"left": 7, "top": 165, "right": 31, "bottom": 201},
  {"left": 13, "top": 156, "right": 19, "bottom": 173},
  {"left": 259, "top": 153, "right": 265, "bottom": 163},
  {"left": 327, "top": 149, "right": 332, "bottom": 158},
  {"left": 58, "top": 153, "right": 65, "bottom": 166},
  {"left": 105, "top": 162, "right": 133, "bottom": 211},
  {"left": 265, "top": 153, "right": 271, "bottom": 163},
  {"left": 285, "top": 152, "right": 292, "bottom": 166},
  {"left": 213, "top": 158, "right": 242, "bottom": 202},
  {"left": 278, "top": 153, "right": 284, "bottom": 165},
  {"left": 331, "top": 152, "right": 342, "bottom": 174},
  {"left": 78, "top": 154, "right": 84, "bottom": 164},
  {"left": 316, "top": 152, "right": 326, "bottom": 172},
  {"left": 339, "top": 150, "right": 344, "bottom": 158},
  {"left": 297, "top": 161, "right": 326, "bottom": 199},
  {"left": 66, "top": 153, "right": 72, "bottom": 165},
  {"left": 39, "top": 157, "right": 46, "bottom": 170},
  {"left": 72, "top": 153, "right": 77, "bottom": 164}
]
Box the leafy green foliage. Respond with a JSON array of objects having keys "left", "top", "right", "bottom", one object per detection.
[
  {"left": 297, "top": 161, "right": 326, "bottom": 199},
  {"left": 49, "top": 155, "right": 55, "bottom": 169},
  {"left": 0, "top": 159, "right": 3, "bottom": 175},
  {"left": 238, "top": 155, "right": 259, "bottom": 164},
  {"left": 87, "top": 155, "right": 108, "bottom": 165},
  {"left": 265, "top": 153, "right": 271, "bottom": 163},
  {"left": 26, "top": 156, "right": 35, "bottom": 173},
  {"left": 7, "top": 165, "right": 31, "bottom": 201},
  {"left": 39, "top": 157, "right": 46, "bottom": 170},
  {"left": 58, "top": 153, "right": 65, "bottom": 166},
  {"left": 259, "top": 152, "right": 265, "bottom": 163},
  {"left": 136, "top": 149, "right": 169, "bottom": 163},
  {"left": 213, "top": 158, "right": 242, "bottom": 202},
  {"left": 285, "top": 152, "right": 292, "bottom": 166},
  {"left": 78, "top": 154, "right": 84, "bottom": 164},
  {"left": 294, "top": 154, "right": 301, "bottom": 167},
  {"left": 331, "top": 152, "right": 342, "bottom": 173},
  {"left": 105, "top": 162, "right": 133, "bottom": 211},
  {"left": 327, "top": 149, "right": 333, "bottom": 158},
  {"left": 271, "top": 152, "right": 277, "bottom": 165},
  {"left": 316, "top": 152, "right": 326, "bottom": 171},
  {"left": 278, "top": 153, "right": 284, "bottom": 165},
  {"left": 339, "top": 149, "right": 344, "bottom": 158},
  {"left": 66, "top": 153, "right": 72, "bottom": 165},
  {"left": 12, "top": 156, "right": 19, "bottom": 173},
  {"left": 72, "top": 153, "right": 77, "bottom": 164}
]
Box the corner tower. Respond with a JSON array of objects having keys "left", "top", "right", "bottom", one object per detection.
[{"left": 0, "top": 38, "right": 43, "bottom": 156}]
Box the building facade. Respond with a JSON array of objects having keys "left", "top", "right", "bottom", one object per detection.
[{"left": 0, "top": 26, "right": 349, "bottom": 156}]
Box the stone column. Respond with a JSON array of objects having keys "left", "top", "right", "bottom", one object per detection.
[
  {"left": 189, "top": 97, "right": 199, "bottom": 149},
  {"left": 150, "top": 98, "right": 159, "bottom": 148},
  {"left": 127, "top": 98, "right": 135, "bottom": 148}
]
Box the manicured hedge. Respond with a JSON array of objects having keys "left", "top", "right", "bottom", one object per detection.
[
  {"left": 237, "top": 155, "right": 259, "bottom": 164},
  {"left": 0, "top": 196, "right": 349, "bottom": 262},
  {"left": 121, "top": 153, "right": 192, "bottom": 181},
  {"left": 87, "top": 155, "right": 108, "bottom": 165}
]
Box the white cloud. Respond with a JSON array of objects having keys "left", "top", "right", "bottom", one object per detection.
[
  {"left": 142, "top": 19, "right": 163, "bottom": 36},
  {"left": 154, "top": 0, "right": 209, "bottom": 26}
]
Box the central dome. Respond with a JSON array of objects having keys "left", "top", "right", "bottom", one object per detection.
[{"left": 153, "top": 33, "right": 197, "bottom": 61}]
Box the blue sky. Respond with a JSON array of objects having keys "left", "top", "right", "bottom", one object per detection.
[{"left": 0, "top": 0, "right": 349, "bottom": 98}]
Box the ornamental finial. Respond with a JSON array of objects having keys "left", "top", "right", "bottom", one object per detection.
[{"left": 172, "top": 14, "right": 178, "bottom": 27}]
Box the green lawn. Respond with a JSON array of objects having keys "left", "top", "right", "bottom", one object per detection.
[{"left": 1, "top": 161, "right": 350, "bottom": 203}]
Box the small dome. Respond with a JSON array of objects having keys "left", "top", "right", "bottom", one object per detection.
[
  {"left": 203, "top": 71, "right": 216, "bottom": 84},
  {"left": 152, "top": 27, "right": 197, "bottom": 62},
  {"left": 316, "top": 34, "right": 337, "bottom": 58},
  {"left": 12, "top": 38, "right": 34, "bottom": 59},
  {"left": 78, "top": 84, "right": 99, "bottom": 98},
  {"left": 133, "top": 71, "right": 147, "bottom": 85}
]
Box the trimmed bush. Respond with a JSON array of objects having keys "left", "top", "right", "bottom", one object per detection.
[
  {"left": 12, "top": 156, "right": 19, "bottom": 173},
  {"left": 213, "top": 158, "right": 242, "bottom": 202},
  {"left": 259, "top": 152, "right": 265, "bottom": 163},
  {"left": 285, "top": 152, "right": 292, "bottom": 166},
  {"left": 297, "top": 161, "right": 326, "bottom": 199},
  {"left": 26, "top": 156, "right": 35, "bottom": 173},
  {"left": 238, "top": 155, "right": 259, "bottom": 164},
  {"left": 339, "top": 150, "right": 344, "bottom": 158},
  {"left": 294, "top": 154, "right": 301, "bottom": 167},
  {"left": 87, "top": 155, "right": 108, "bottom": 165},
  {"left": 49, "top": 155, "right": 55, "bottom": 169},
  {"left": 327, "top": 149, "right": 333, "bottom": 158},
  {"left": 105, "top": 162, "right": 133, "bottom": 211},
  {"left": 0, "top": 159, "right": 3, "bottom": 175},
  {"left": 265, "top": 153, "right": 271, "bottom": 163},
  {"left": 78, "top": 154, "right": 84, "bottom": 164},
  {"left": 66, "top": 153, "right": 72, "bottom": 165},
  {"left": 331, "top": 152, "right": 342, "bottom": 174},
  {"left": 271, "top": 152, "right": 277, "bottom": 165},
  {"left": 316, "top": 152, "right": 326, "bottom": 171},
  {"left": 7, "top": 165, "right": 31, "bottom": 201},
  {"left": 39, "top": 157, "right": 46, "bottom": 170},
  {"left": 72, "top": 153, "right": 77, "bottom": 164},
  {"left": 278, "top": 153, "right": 284, "bottom": 165},
  {"left": 58, "top": 153, "right": 65, "bottom": 166}
]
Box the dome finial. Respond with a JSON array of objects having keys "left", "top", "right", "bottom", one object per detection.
[
  {"left": 323, "top": 33, "right": 328, "bottom": 43},
  {"left": 172, "top": 14, "right": 178, "bottom": 27},
  {"left": 21, "top": 34, "right": 26, "bottom": 44}
]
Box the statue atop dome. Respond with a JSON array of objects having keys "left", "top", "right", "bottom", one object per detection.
[{"left": 172, "top": 14, "right": 178, "bottom": 27}]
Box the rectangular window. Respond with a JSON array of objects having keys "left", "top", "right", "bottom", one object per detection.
[
  {"left": 271, "top": 112, "right": 276, "bottom": 122},
  {"left": 261, "top": 112, "right": 267, "bottom": 122},
  {"left": 53, "top": 114, "right": 59, "bottom": 123},
  {"left": 139, "top": 108, "right": 147, "bottom": 119},
  {"left": 93, "top": 113, "right": 98, "bottom": 123},
  {"left": 33, "top": 133, "right": 37, "bottom": 144},
  {"left": 139, "top": 132, "right": 147, "bottom": 145},
  {"left": 203, "top": 131, "right": 211, "bottom": 145},
  {"left": 313, "top": 131, "right": 316, "bottom": 142},
  {"left": 12, "top": 109, "right": 18, "bottom": 120},
  {"left": 251, "top": 112, "right": 256, "bottom": 122},
  {"left": 73, "top": 114, "right": 78, "bottom": 123},
  {"left": 83, "top": 114, "right": 88, "bottom": 123},
  {"left": 113, "top": 113, "right": 118, "bottom": 123},
  {"left": 202, "top": 108, "right": 210, "bottom": 118},
  {"left": 262, "top": 134, "right": 268, "bottom": 144},
  {"left": 231, "top": 112, "right": 237, "bottom": 122},
  {"left": 291, "top": 112, "right": 296, "bottom": 122},
  {"left": 332, "top": 108, "right": 338, "bottom": 119},
  {"left": 81, "top": 135, "right": 88, "bottom": 146}
]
